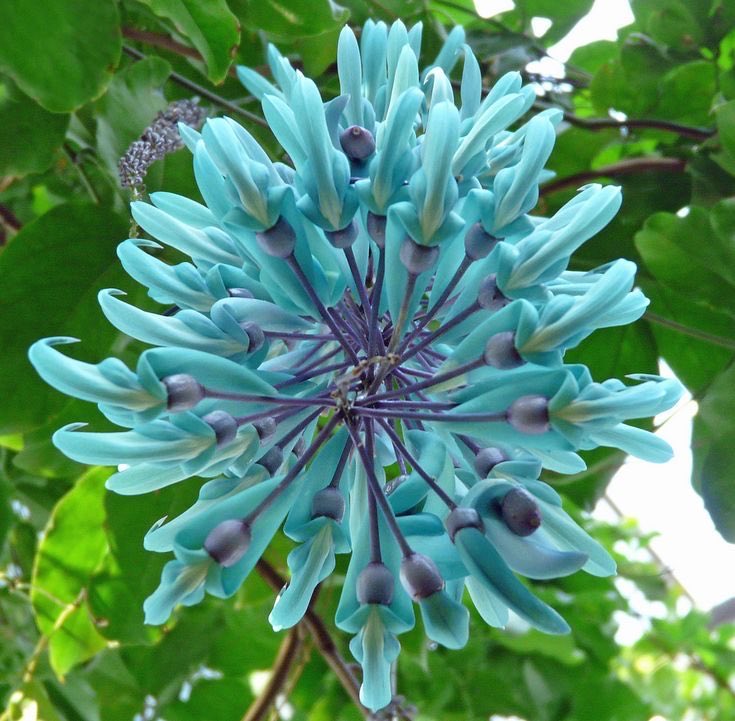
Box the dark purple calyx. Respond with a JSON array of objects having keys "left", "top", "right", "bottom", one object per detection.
[
  {"left": 464, "top": 222, "right": 499, "bottom": 261},
  {"left": 483, "top": 331, "right": 524, "bottom": 369},
  {"left": 399, "top": 237, "right": 439, "bottom": 275},
  {"left": 507, "top": 395, "right": 550, "bottom": 435},
  {"left": 253, "top": 417, "right": 277, "bottom": 441},
  {"left": 500, "top": 487, "right": 541, "bottom": 536},
  {"left": 477, "top": 274, "right": 510, "bottom": 311},
  {"left": 340, "top": 125, "right": 376, "bottom": 161},
  {"left": 258, "top": 445, "right": 284, "bottom": 476},
  {"left": 356, "top": 562, "right": 395, "bottom": 605},
  {"left": 473, "top": 447, "right": 508, "bottom": 478},
  {"left": 204, "top": 518, "right": 251, "bottom": 566},
  {"left": 256, "top": 216, "right": 296, "bottom": 258},
  {"left": 400, "top": 553, "right": 444, "bottom": 600},
  {"left": 445, "top": 507, "right": 484, "bottom": 541},
  {"left": 325, "top": 218, "right": 358, "bottom": 248},
  {"left": 311, "top": 487, "right": 346, "bottom": 522},
  {"left": 162, "top": 373, "right": 205, "bottom": 412},
  {"left": 240, "top": 321, "right": 265, "bottom": 353},
  {"left": 366, "top": 212, "right": 387, "bottom": 248},
  {"left": 203, "top": 410, "right": 238, "bottom": 447}
]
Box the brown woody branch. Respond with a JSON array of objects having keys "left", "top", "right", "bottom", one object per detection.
[{"left": 540, "top": 157, "right": 687, "bottom": 196}]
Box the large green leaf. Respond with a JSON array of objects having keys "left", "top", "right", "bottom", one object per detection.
[
  {"left": 0, "top": 203, "right": 130, "bottom": 435},
  {"left": 95, "top": 57, "right": 171, "bottom": 173},
  {"left": 635, "top": 208, "right": 735, "bottom": 317},
  {"left": 0, "top": 79, "right": 69, "bottom": 177},
  {"left": 31, "top": 467, "right": 111, "bottom": 676},
  {"left": 138, "top": 0, "right": 240, "bottom": 83},
  {"left": 0, "top": 0, "right": 121, "bottom": 112},
  {"left": 693, "top": 362, "right": 735, "bottom": 540}
]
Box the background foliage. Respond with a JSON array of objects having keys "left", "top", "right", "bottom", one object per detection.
[{"left": 1, "top": 0, "right": 735, "bottom": 719}]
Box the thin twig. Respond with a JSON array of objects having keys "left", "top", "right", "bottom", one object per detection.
[
  {"left": 558, "top": 110, "right": 715, "bottom": 141},
  {"left": 255, "top": 559, "right": 371, "bottom": 719},
  {"left": 540, "top": 157, "right": 687, "bottom": 195},
  {"left": 241, "top": 626, "right": 302, "bottom": 721},
  {"left": 122, "top": 45, "right": 268, "bottom": 128},
  {"left": 644, "top": 311, "right": 735, "bottom": 350}
]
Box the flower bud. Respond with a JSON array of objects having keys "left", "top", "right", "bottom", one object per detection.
[
  {"left": 477, "top": 274, "right": 509, "bottom": 310},
  {"left": 366, "top": 212, "right": 387, "bottom": 248},
  {"left": 162, "top": 374, "right": 205, "bottom": 412},
  {"left": 203, "top": 410, "right": 238, "bottom": 446},
  {"left": 507, "top": 395, "right": 549, "bottom": 435},
  {"left": 325, "top": 219, "right": 358, "bottom": 248},
  {"left": 464, "top": 222, "right": 499, "bottom": 261},
  {"left": 311, "top": 487, "right": 346, "bottom": 521},
  {"left": 473, "top": 447, "right": 507, "bottom": 478},
  {"left": 501, "top": 487, "right": 541, "bottom": 536},
  {"left": 256, "top": 216, "right": 296, "bottom": 258},
  {"left": 204, "top": 519, "right": 251, "bottom": 566},
  {"left": 445, "top": 507, "right": 484, "bottom": 541},
  {"left": 240, "top": 321, "right": 265, "bottom": 353},
  {"left": 483, "top": 331, "right": 523, "bottom": 369},
  {"left": 400, "top": 553, "right": 444, "bottom": 600},
  {"left": 399, "top": 237, "right": 439, "bottom": 275},
  {"left": 356, "top": 562, "right": 394, "bottom": 605},
  {"left": 340, "top": 125, "right": 376, "bottom": 161}
]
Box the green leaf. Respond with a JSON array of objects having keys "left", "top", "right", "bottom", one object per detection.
[
  {"left": 513, "top": 0, "right": 594, "bottom": 44},
  {"left": 162, "top": 678, "right": 253, "bottom": 721},
  {"left": 31, "top": 467, "right": 110, "bottom": 676},
  {"left": 0, "top": 0, "right": 121, "bottom": 112},
  {"left": 656, "top": 60, "right": 716, "bottom": 126},
  {"left": 0, "top": 79, "right": 69, "bottom": 177},
  {"left": 693, "top": 362, "right": 735, "bottom": 540},
  {"left": 0, "top": 202, "right": 130, "bottom": 435},
  {"left": 716, "top": 99, "right": 735, "bottom": 169},
  {"left": 89, "top": 478, "right": 199, "bottom": 645},
  {"left": 631, "top": 0, "right": 705, "bottom": 49},
  {"left": 95, "top": 57, "right": 171, "bottom": 173},
  {"left": 138, "top": 0, "right": 240, "bottom": 83},
  {"left": 567, "top": 40, "right": 618, "bottom": 75},
  {"left": 635, "top": 208, "right": 735, "bottom": 317}
]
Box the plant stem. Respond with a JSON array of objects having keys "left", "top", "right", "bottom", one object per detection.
[
  {"left": 241, "top": 627, "right": 302, "bottom": 721},
  {"left": 540, "top": 157, "right": 687, "bottom": 196}
]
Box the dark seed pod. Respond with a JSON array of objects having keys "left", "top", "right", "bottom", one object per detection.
[
  {"left": 399, "top": 237, "right": 440, "bottom": 275},
  {"left": 501, "top": 487, "right": 542, "bottom": 536},
  {"left": 241, "top": 321, "right": 265, "bottom": 353},
  {"left": 400, "top": 553, "right": 444, "bottom": 600},
  {"left": 483, "top": 331, "right": 524, "bottom": 369},
  {"left": 203, "top": 410, "right": 238, "bottom": 447},
  {"left": 464, "top": 222, "right": 499, "bottom": 261},
  {"left": 255, "top": 216, "right": 296, "bottom": 258},
  {"left": 507, "top": 395, "right": 550, "bottom": 435},
  {"left": 477, "top": 274, "right": 509, "bottom": 310},
  {"left": 340, "top": 125, "right": 376, "bottom": 161},
  {"left": 474, "top": 447, "right": 507, "bottom": 478},
  {"left": 366, "top": 212, "right": 387, "bottom": 248},
  {"left": 258, "top": 445, "right": 284, "bottom": 476},
  {"left": 311, "top": 487, "right": 346, "bottom": 521},
  {"left": 357, "top": 562, "right": 395, "bottom": 605},
  {"left": 445, "top": 507, "right": 484, "bottom": 541},
  {"left": 204, "top": 519, "right": 251, "bottom": 567},
  {"left": 325, "top": 219, "right": 358, "bottom": 248},
  {"left": 162, "top": 374, "right": 205, "bottom": 412},
  {"left": 228, "top": 287, "right": 254, "bottom": 299},
  {"left": 253, "top": 417, "right": 277, "bottom": 441}
]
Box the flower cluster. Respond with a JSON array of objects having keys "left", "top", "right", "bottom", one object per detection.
[
  {"left": 119, "top": 98, "right": 206, "bottom": 188},
  {"left": 31, "top": 22, "right": 682, "bottom": 711}
]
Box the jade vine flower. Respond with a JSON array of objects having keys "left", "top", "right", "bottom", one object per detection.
[{"left": 30, "top": 21, "right": 682, "bottom": 711}]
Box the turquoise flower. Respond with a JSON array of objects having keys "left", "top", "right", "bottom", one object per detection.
[{"left": 30, "top": 20, "right": 683, "bottom": 712}]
